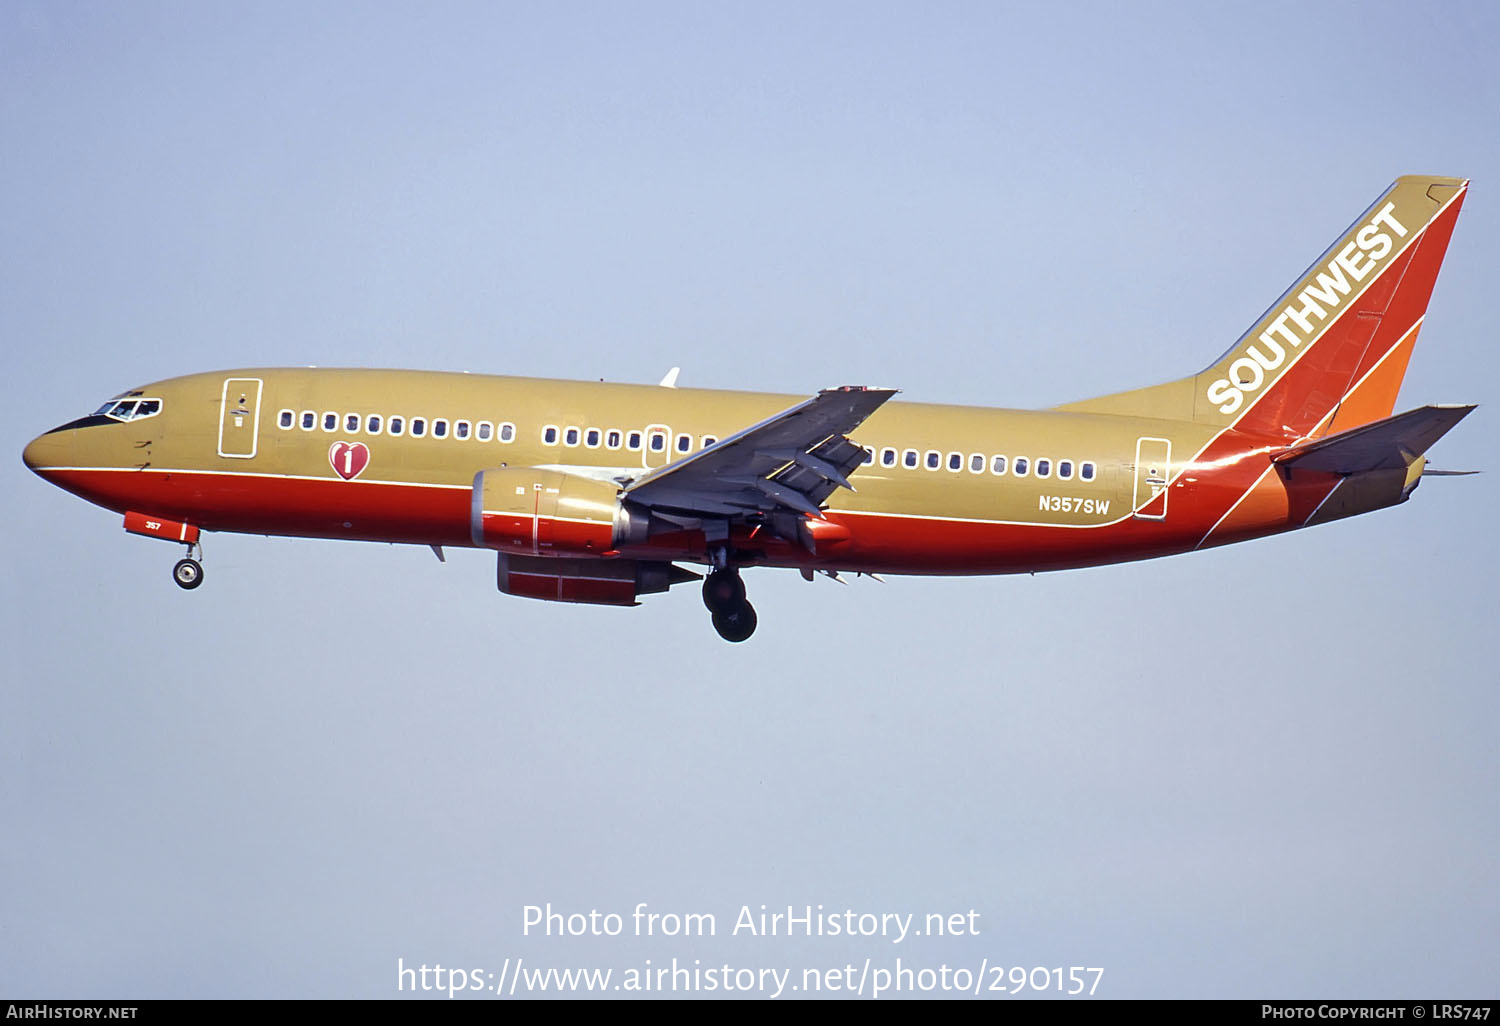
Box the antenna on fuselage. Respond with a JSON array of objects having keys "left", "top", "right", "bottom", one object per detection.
[{"left": 658, "top": 367, "right": 681, "bottom": 388}]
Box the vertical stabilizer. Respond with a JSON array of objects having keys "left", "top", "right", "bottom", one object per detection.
[{"left": 1058, "top": 176, "right": 1467, "bottom": 439}]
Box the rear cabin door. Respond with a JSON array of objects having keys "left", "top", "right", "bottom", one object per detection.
[
  {"left": 1132, "top": 436, "right": 1171, "bottom": 520},
  {"left": 217, "top": 378, "right": 263, "bottom": 458}
]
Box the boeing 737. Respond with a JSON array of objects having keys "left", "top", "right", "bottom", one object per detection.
[{"left": 22, "top": 175, "right": 1475, "bottom": 641}]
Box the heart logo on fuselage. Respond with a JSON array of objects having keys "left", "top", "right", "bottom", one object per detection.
[{"left": 329, "top": 441, "right": 370, "bottom": 481}]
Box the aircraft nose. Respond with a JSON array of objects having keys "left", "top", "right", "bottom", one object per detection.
[{"left": 22, "top": 428, "right": 73, "bottom": 476}]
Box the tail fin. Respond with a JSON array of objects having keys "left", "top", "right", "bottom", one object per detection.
[{"left": 1059, "top": 175, "right": 1468, "bottom": 439}]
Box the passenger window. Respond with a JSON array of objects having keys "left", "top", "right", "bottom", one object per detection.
[
  {"left": 1058, "top": 460, "right": 1073, "bottom": 480},
  {"left": 586, "top": 428, "right": 601, "bottom": 448},
  {"left": 564, "top": 427, "right": 580, "bottom": 446},
  {"left": 389, "top": 416, "right": 405, "bottom": 436},
  {"left": 702, "top": 435, "right": 717, "bottom": 449},
  {"left": 1014, "top": 457, "right": 1029, "bottom": 477},
  {"left": 455, "top": 420, "right": 470, "bottom": 440},
  {"left": 322, "top": 412, "right": 337, "bottom": 431},
  {"left": 904, "top": 449, "right": 918, "bottom": 468},
  {"left": 499, "top": 422, "right": 515, "bottom": 443},
  {"left": 970, "top": 453, "right": 984, "bottom": 473},
  {"left": 947, "top": 452, "right": 962, "bottom": 471},
  {"left": 881, "top": 448, "right": 897, "bottom": 468},
  {"left": 606, "top": 429, "right": 622, "bottom": 449},
  {"left": 992, "top": 455, "right": 1007, "bottom": 475},
  {"left": 345, "top": 413, "right": 359, "bottom": 432},
  {"left": 649, "top": 431, "right": 667, "bottom": 453},
  {"left": 1036, "top": 459, "right": 1051, "bottom": 478},
  {"left": 367, "top": 415, "right": 383, "bottom": 434},
  {"left": 476, "top": 422, "right": 492, "bottom": 441},
  {"left": 628, "top": 431, "right": 643, "bottom": 451},
  {"left": 862, "top": 446, "right": 874, "bottom": 464},
  {"left": 411, "top": 418, "right": 427, "bottom": 437},
  {"left": 301, "top": 411, "right": 315, "bottom": 430},
  {"left": 676, "top": 433, "right": 691, "bottom": 453},
  {"left": 1081, "top": 462, "right": 1096, "bottom": 481},
  {"left": 279, "top": 410, "right": 294, "bottom": 429},
  {"left": 433, "top": 419, "right": 448, "bottom": 438},
  {"left": 542, "top": 426, "right": 559, "bottom": 445}
]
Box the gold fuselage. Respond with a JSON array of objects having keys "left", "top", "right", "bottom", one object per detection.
[{"left": 24, "top": 366, "right": 1302, "bottom": 576}]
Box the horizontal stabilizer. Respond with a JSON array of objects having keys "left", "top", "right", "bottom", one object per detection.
[{"left": 1272, "top": 404, "right": 1475, "bottom": 474}]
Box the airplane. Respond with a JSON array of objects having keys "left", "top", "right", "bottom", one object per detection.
[{"left": 22, "top": 174, "right": 1475, "bottom": 642}]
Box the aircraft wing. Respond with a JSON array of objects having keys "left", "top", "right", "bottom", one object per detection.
[
  {"left": 1272, "top": 404, "right": 1476, "bottom": 474},
  {"left": 622, "top": 386, "right": 897, "bottom": 518}
]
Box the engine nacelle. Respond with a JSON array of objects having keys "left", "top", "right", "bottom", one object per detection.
[
  {"left": 497, "top": 554, "right": 699, "bottom": 606},
  {"left": 471, "top": 468, "right": 649, "bottom": 556}
]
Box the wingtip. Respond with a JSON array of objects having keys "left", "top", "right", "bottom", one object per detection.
[{"left": 822, "top": 385, "right": 901, "bottom": 396}]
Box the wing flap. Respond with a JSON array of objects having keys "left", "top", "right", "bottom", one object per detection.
[{"left": 623, "top": 386, "right": 896, "bottom": 518}]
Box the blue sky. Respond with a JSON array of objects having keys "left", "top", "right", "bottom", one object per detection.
[{"left": 3, "top": 1, "right": 1496, "bottom": 999}]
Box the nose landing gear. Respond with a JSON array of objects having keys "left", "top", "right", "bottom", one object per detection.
[
  {"left": 703, "top": 567, "right": 756, "bottom": 643},
  {"left": 172, "top": 539, "right": 204, "bottom": 591},
  {"left": 121, "top": 513, "right": 206, "bottom": 591},
  {"left": 172, "top": 557, "right": 204, "bottom": 590}
]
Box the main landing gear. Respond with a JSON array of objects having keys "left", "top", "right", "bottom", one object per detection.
[
  {"left": 172, "top": 541, "right": 204, "bottom": 591},
  {"left": 702, "top": 567, "right": 756, "bottom": 643}
]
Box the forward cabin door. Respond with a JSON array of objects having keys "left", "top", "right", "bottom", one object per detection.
[
  {"left": 1132, "top": 436, "right": 1171, "bottom": 520},
  {"left": 217, "top": 377, "right": 263, "bottom": 458},
  {"left": 643, "top": 422, "right": 673, "bottom": 470}
]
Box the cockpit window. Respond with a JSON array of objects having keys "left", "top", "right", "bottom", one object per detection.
[{"left": 94, "top": 398, "right": 163, "bottom": 422}]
